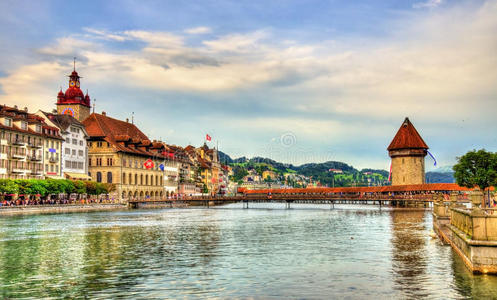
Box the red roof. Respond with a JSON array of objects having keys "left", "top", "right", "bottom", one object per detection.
[
  {"left": 387, "top": 117, "right": 428, "bottom": 151},
  {"left": 83, "top": 112, "right": 166, "bottom": 158},
  {"left": 244, "top": 183, "right": 486, "bottom": 194}
]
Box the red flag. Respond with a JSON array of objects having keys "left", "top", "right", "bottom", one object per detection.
[
  {"left": 206, "top": 134, "right": 212, "bottom": 141},
  {"left": 144, "top": 159, "right": 154, "bottom": 169}
]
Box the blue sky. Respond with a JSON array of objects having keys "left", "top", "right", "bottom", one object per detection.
[{"left": 0, "top": 0, "right": 496, "bottom": 170}]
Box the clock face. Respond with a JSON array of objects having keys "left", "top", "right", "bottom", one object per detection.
[
  {"left": 62, "top": 108, "right": 74, "bottom": 116},
  {"left": 76, "top": 81, "right": 80, "bottom": 87},
  {"left": 69, "top": 81, "right": 75, "bottom": 87}
]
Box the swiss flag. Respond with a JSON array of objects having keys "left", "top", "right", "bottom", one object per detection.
[
  {"left": 206, "top": 134, "right": 212, "bottom": 141},
  {"left": 144, "top": 159, "right": 154, "bottom": 169}
]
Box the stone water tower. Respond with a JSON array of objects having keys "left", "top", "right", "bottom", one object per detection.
[{"left": 388, "top": 117, "right": 428, "bottom": 186}]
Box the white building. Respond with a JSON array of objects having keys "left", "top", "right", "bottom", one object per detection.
[{"left": 36, "top": 111, "right": 90, "bottom": 180}]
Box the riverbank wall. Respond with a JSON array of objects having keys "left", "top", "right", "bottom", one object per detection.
[
  {"left": 0, "top": 204, "right": 127, "bottom": 216},
  {"left": 433, "top": 198, "right": 497, "bottom": 274}
]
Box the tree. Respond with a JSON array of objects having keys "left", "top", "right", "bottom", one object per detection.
[
  {"left": 453, "top": 149, "right": 497, "bottom": 208},
  {"left": 0, "top": 179, "right": 19, "bottom": 195}
]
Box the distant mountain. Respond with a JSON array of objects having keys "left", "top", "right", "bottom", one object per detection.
[
  {"left": 432, "top": 166, "right": 455, "bottom": 173},
  {"left": 295, "top": 161, "right": 357, "bottom": 175},
  {"left": 426, "top": 171, "right": 455, "bottom": 183},
  {"left": 218, "top": 151, "right": 233, "bottom": 164}
]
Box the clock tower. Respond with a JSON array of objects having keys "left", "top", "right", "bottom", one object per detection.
[{"left": 56, "top": 65, "right": 91, "bottom": 122}]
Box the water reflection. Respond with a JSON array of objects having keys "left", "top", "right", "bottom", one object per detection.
[
  {"left": 1, "top": 206, "right": 497, "bottom": 298},
  {"left": 390, "top": 210, "right": 429, "bottom": 298}
]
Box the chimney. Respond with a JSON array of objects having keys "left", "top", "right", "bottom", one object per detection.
[
  {"left": 102, "top": 111, "right": 106, "bottom": 116},
  {"left": 126, "top": 118, "right": 129, "bottom": 123}
]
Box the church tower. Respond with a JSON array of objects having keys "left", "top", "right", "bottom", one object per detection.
[
  {"left": 56, "top": 64, "right": 91, "bottom": 122},
  {"left": 388, "top": 117, "right": 428, "bottom": 186}
]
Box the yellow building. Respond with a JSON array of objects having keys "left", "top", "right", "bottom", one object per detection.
[
  {"left": 83, "top": 112, "right": 167, "bottom": 202},
  {"left": 262, "top": 170, "right": 277, "bottom": 181}
]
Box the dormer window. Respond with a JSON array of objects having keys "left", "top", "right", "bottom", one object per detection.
[
  {"left": 4, "top": 118, "right": 12, "bottom": 127},
  {"left": 21, "top": 121, "right": 27, "bottom": 130},
  {"left": 36, "top": 124, "right": 41, "bottom": 133}
]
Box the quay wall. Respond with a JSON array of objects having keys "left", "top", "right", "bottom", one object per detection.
[
  {"left": 0, "top": 204, "right": 127, "bottom": 216},
  {"left": 434, "top": 203, "right": 497, "bottom": 274}
]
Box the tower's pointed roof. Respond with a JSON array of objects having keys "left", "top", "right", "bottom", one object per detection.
[{"left": 387, "top": 117, "right": 428, "bottom": 151}]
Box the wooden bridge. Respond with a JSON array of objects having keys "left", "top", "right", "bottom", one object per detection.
[{"left": 128, "top": 183, "right": 475, "bottom": 209}]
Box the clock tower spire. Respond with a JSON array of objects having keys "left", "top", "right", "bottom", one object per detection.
[{"left": 56, "top": 61, "right": 91, "bottom": 122}]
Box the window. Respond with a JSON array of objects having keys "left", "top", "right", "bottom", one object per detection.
[
  {"left": 107, "top": 158, "right": 113, "bottom": 166},
  {"left": 77, "top": 162, "right": 83, "bottom": 169},
  {"left": 70, "top": 127, "right": 79, "bottom": 133},
  {"left": 96, "top": 172, "right": 102, "bottom": 182},
  {"left": 36, "top": 125, "right": 41, "bottom": 133},
  {"left": 88, "top": 158, "right": 92, "bottom": 166},
  {"left": 4, "top": 118, "right": 12, "bottom": 127},
  {"left": 135, "top": 174, "right": 137, "bottom": 185},
  {"left": 50, "top": 165, "right": 54, "bottom": 172},
  {"left": 72, "top": 149, "right": 76, "bottom": 156},
  {"left": 96, "top": 158, "right": 102, "bottom": 166},
  {"left": 45, "top": 164, "right": 48, "bottom": 171},
  {"left": 122, "top": 173, "right": 126, "bottom": 184},
  {"left": 129, "top": 173, "right": 132, "bottom": 184},
  {"left": 97, "top": 141, "right": 102, "bottom": 147},
  {"left": 65, "top": 148, "right": 71, "bottom": 155},
  {"left": 72, "top": 139, "right": 77, "bottom": 145},
  {"left": 107, "top": 172, "right": 112, "bottom": 183},
  {"left": 50, "top": 141, "right": 53, "bottom": 148},
  {"left": 71, "top": 161, "right": 78, "bottom": 168},
  {"left": 78, "top": 150, "right": 83, "bottom": 156},
  {"left": 79, "top": 140, "right": 83, "bottom": 146},
  {"left": 65, "top": 160, "right": 71, "bottom": 167},
  {"left": 21, "top": 122, "right": 27, "bottom": 130},
  {"left": 66, "top": 138, "right": 70, "bottom": 143}
]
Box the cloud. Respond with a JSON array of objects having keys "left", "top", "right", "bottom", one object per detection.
[
  {"left": 413, "top": 0, "right": 443, "bottom": 9},
  {"left": 184, "top": 26, "right": 212, "bottom": 34},
  {"left": 0, "top": 1, "right": 496, "bottom": 168}
]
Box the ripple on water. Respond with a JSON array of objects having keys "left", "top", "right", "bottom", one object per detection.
[{"left": 1, "top": 204, "right": 497, "bottom": 298}]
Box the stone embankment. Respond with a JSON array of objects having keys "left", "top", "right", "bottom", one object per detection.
[{"left": 0, "top": 203, "right": 127, "bottom": 216}]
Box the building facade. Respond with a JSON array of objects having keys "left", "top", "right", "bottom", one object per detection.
[
  {"left": 37, "top": 111, "right": 90, "bottom": 180},
  {"left": 83, "top": 112, "right": 167, "bottom": 202},
  {"left": 387, "top": 117, "right": 428, "bottom": 186},
  {"left": 0, "top": 105, "right": 62, "bottom": 179}
]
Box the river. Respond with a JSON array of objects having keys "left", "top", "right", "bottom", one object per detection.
[{"left": 1, "top": 203, "right": 497, "bottom": 299}]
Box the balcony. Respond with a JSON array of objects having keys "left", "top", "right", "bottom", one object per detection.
[
  {"left": 12, "top": 139, "right": 26, "bottom": 146},
  {"left": 29, "top": 156, "right": 42, "bottom": 161},
  {"left": 28, "top": 142, "right": 42, "bottom": 149},
  {"left": 31, "top": 169, "right": 43, "bottom": 176},
  {"left": 11, "top": 153, "right": 26, "bottom": 159},
  {"left": 49, "top": 156, "right": 58, "bottom": 163},
  {"left": 10, "top": 168, "right": 27, "bottom": 174}
]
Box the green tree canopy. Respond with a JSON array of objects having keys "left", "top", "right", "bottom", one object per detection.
[{"left": 453, "top": 149, "right": 497, "bottom": 192}]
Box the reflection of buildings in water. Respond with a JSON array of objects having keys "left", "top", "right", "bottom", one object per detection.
[{"left": 390, "top": 210, "right": 428, "bottom": 297}]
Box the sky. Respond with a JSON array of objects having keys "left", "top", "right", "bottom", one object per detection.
[{"left": 0, "top": 0, "right": 496, "bottom": 170}]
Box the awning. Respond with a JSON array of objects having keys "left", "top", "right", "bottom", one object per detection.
[{"left": 64, "top": 172, "right": 92, "bottom": 180}]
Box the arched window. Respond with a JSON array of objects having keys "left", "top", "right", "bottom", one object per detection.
[
  {"left": 129, "top": 173, "right": 132, "bottom": 184},
  {"left": 145, "top": 175, "right": 148, "bottom": 186},
  {"left": 135, "top": 174, "right": 138, "bottom": 185},
  {"left": 96, "top": 172, "right": 102, "bottom": 183},
  {"left": 140, "top": 174, "right": 143, "bottom": 185},
  {"left": 107, "top": 172, "right": 113, "bottom": 183},
  {"left": 155, "top": 175, "right": 158, "bottom": 186},
  {"left": 122, "top": 172, "right": 126, "bottom": 184}
]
